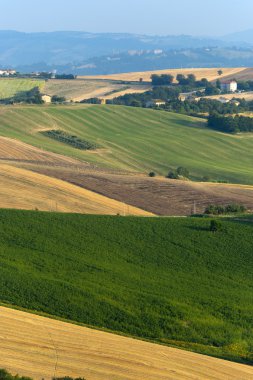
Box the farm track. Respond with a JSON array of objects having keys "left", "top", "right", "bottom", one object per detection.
[{"left": 1, "top": 306, "right": 253, "bottom": 380}]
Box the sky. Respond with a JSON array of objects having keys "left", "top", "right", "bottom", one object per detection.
[{"left": 1, "top": 0, "right": 253, "bottom": 36}]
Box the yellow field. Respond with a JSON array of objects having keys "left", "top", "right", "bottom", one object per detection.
[
  {"left": 0, "top": 163, "right": 152, "bottom": 216},
  {"left": 1, "top": 306, "right": 252, "bottom": 380},
  {"left": 44, "top": 79, "right": 150, "bottom": 101},
  {"left": 203, "top": 91, "right": 253, "bottom": 101},
  {"left": 0, "top": 136, "right": 152, "bottom": 216},
  {"left": 80, "top": 67, "right": 247, "bottom": 82},
  {"left": 0, "top": 136, "right": 79, "bottom": 165}
]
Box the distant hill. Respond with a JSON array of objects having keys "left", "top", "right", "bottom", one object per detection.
[
  {"left": 17, "top": 47, "right": 253, "bottom": 75},
  {"left": 0, "top": 31, "right": 227, "bottom": 67},
  {"left": 222, "top": 29, "right": 253, "bottom": 44},
  {"left": 1, "top": 30, "right": 252, "bottom": 74}
]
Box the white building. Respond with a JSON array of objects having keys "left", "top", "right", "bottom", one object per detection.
[
  {"left": 146, "top": 99, "right": 166, "bottom": 108},
  {"left": 217, "top": 97, "right": 230, "bottom": 104},
  {"left": 0, "top": 69, "right": 16, "bottom": 76},
  {"left": 220, "top": 80, "right": 237, "bottom": 93},
  {"left": 42, "top": 95, "right": 52, "bottom": 103}
]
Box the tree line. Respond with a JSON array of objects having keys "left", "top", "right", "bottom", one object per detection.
[{"left": 208, "top": 113, "right": 253, "bottom": 133}]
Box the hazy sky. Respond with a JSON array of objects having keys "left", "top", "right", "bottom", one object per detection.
[{"left": 1, "top": 0, "right": 253, "bottom": 36}]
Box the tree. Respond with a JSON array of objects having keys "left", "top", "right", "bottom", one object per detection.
[
  {"left": 187, "top": 74, "right": 196, "bottom": 86},
  {"left": 210, "top": 220, "right": 222, "bottom": 232},
  {"left": 52, "top": 95, "right": 66, "bottom": 103},
  {"left": 216, "top": 79, "right": 221, "bottom": 89},
  {"left": 218, "top": 70, "right": 223, "bottom": 76},
  {"left": 176, "top": 74, "right": 186, "bottom": 85},
  {"left": 167, "top": 170, "right": 178, "bottom": 179},
  {"left": 151, "top": 74, "right": 174, "bottom": 86},
  {"left": 149, "top": 172, "right": 156, "bottom": 177},
  {"left": 176, "top": 167, "right": 190, "bottom": 178}
]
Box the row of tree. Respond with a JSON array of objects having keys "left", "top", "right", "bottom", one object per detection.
[{"left": 208, "top": 113, "right": 253, "bottom": 133}]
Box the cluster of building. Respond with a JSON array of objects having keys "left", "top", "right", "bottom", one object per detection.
[{"left": 0, "top": 69, "right": 17, "bottom": 76}]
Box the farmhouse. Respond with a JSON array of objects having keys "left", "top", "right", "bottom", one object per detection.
[
  {"left": 42, "top": 94, "right": 52, "bottom": 103},
  {"left": 146, "top": 99, "right": 166, "bottom": 108},
  {"left": 217, "top": 97, "right": 230, "bottom": 104},
  {"left": 220, "top": 80, "right": 237, "bottom": 93}
]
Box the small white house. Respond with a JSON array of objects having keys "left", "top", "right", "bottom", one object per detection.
[
  {"left": 220, "top": 80, "right": 237, "bottom": 93},
  {"left": 146, "top": 99, "right": 166, "bottom": 108},
  {"left": 217, "top": 97, "right": 230, "bottom": 104},
  {"left": 42, "top": 95, "right": 52, "bottom": 103}
]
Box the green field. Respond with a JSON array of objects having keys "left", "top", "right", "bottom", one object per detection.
[
  {"left": 1, "top": 104, "right": 253, "bottom": 183},
  {"left": 0, "top": 209, "right": 252, "bottom": 364},
  {"left": 0, "top": 79, "right": 45, "bottom": 100}
]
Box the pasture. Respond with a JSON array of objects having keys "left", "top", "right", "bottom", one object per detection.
[
  {"left": 0, "top": 210, "right": 252, "bottom": 364},
  {"left": 0, "top": 78, "right": 45, "bottom": 100},
  {"left": 0, "top": 104, "right": 253, "bottom": 184}
]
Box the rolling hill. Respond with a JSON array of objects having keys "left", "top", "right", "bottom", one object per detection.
[
  {"left": 0, "top": 163, "right": 151, "bottom": 216},
  {"left": 81, "top": 67, "right": 246, "bottom": 82},
  {"left": 1, "top": 104, "right": 253, "bottom": 184},
  {"left": 1, "top": 306, "right": 253, "bottom": 380},
  {"left": 43, "top": 79, "right": 150, "bottom": 102},
  {"left": 0, "top": 210, "right": 252, "bottom": 365}
]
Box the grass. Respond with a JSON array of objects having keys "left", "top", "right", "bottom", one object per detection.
[
  {"left": 1, "top": 104, "right": 253, "bottom": 183},
  {"left": 0, "top": 79, "right": 45, "bottom": 100},
  {"left": 0, "top": 209, "right": 252, "bottom": 364}
]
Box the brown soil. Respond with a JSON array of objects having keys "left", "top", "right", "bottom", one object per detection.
[
  {"left": 1, "top": 136, "right": 253, "bottom": 216},
  {"left": 19, "top": 164, "right": 253, "bottom": 216}
]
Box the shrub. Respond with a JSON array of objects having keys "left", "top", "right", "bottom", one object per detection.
[
  {"left": 0, "top": 369, "right": 32, "bottom": 380},
  {"left": 149, "top": 172, "right": 156, "bottom": 177},
  {"left": 210, "top": 220, "right": 222, "bottom": 232},
  {"left": 205, "top": 204, "right": 247, "bottom": 215},
  {"left": 167, "top": 167, "right": 190, "bottom": 180}
]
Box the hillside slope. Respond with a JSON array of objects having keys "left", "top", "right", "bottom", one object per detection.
[
  {"left": 0, "top": 78, "right": 45, "bottom": 100},
  {"left": 0, "top": 210, "right": 252, "bottom": 363},
  {"left": 0, "top": 105, "right": 253, "bottom": 183},
  {"left": 82, "top": 67, "right": 246, "bottom": 82},
  {"left": 1, "top": 306, "right": 252, "bottom": 380},
  {"left": 0, "top": 164, "right": 150, "bottom": 215}
]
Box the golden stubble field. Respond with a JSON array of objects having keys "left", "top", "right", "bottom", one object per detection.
[
  {"left": 0, "top": 137, "right": 152, "bottom": 216},
  {"left": 80, "top": 67, "right": 248, "bottom": 82},
  {"left": 1, "top": 306, "right": 253, "bottom": 380},
  {"left": 44, "top": 79, "right": 151, "bottom": 101}
]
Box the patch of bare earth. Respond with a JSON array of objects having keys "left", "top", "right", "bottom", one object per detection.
[
  {"left": 1, "top": 136, "right": 253, "bottom": 216},
  {"left": 18, "top": 164, "right": 253, "bottom": 216},
  {"left": 1, "top": 306, "right": 252, "bottom": 380}
]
